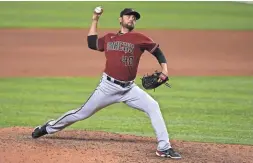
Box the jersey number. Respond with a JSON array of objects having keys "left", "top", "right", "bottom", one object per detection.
[{"left": 122, "top": 56, "right": 134, "bottom": 66}]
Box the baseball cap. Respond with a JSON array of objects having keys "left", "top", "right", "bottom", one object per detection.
[{"left": 120, "top": 8, "right": 141, "bottom": 20}]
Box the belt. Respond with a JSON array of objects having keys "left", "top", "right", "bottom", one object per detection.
[{"left": 106, "top": 76, "right": 133, "bottom": 88}]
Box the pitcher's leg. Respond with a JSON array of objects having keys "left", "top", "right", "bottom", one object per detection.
[
  {"left": 32, "top": 82, "right": 118, "bottom": 138},
  {"left": 122, "top": 85, "right": 171, "bottom": 151},
  {"left": 46, "top": 87, "right": 107, "bottom": 134}
]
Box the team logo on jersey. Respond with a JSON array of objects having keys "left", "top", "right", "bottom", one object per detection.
[{"left": 107, "top": 41, "right": 134, "bottom": 54}]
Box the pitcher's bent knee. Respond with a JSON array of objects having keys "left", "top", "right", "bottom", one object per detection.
[
  {"left": 146, "top": 100, "right": 161, "bottom": 113},
  {"left": 150, "top": 100, "right": 160, "bottom": 109}
]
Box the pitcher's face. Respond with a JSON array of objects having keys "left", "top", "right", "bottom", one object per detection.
[{"left": 119, "top": 15, "right": 136, "bottom": 31}]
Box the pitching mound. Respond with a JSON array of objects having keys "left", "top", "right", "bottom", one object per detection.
[{"left": 0, "top": 127, "right": 252, "bottom": 163}]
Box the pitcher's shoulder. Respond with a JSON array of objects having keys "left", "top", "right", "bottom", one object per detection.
[
  {"left": 130, "top": 32, "right": 154, "bottom": 42},
  {"left": 130, "top": 32, "right": 151, "bottom": 39},
  {"left": 130, "top": 31, "right": 147, "bottom": 37}
]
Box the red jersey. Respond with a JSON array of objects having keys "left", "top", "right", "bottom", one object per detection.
[{"left": 97, "top": 31, "right": 158, "bottom": 81}]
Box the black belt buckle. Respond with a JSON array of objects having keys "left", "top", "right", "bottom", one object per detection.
[
  {"left": 119, "top": 81, "right": 130, "bottom": 88},
  {"left": 106, "top": 76, "right": 131, "bottom": 88}
]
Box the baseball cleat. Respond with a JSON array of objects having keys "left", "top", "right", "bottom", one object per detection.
[
  {"left": 156, "top": 148, "right": 182, "bottom": 159},
  {"left": 32, "top": 120, "right": 53, "bottom": 139},
  {"left": 32, "top": 125, "right": 48, "bottom": 138}
]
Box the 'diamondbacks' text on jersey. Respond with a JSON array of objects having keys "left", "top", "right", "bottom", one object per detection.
[{"left": 97, "top": 32, "right": 159, "bottom": 81}]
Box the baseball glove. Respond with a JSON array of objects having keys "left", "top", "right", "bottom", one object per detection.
[{"left": 141, "top": 71, "right": 171, "bottom": 90}]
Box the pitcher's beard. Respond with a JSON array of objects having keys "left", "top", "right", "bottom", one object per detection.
[{"left": 122, "top": 23, "right": 135, "bottom": 31}]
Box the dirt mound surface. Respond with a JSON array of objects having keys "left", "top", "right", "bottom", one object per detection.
[{"left": 0, "top": 127, "right": 252, "bottom": 163}]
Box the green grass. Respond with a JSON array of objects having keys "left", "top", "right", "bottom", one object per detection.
[
  {"left": 0, "top": 77, "right": 253, "bottom": 145},
  {"left": 0, "top": 2, "right": 253, "bottom": 29}
]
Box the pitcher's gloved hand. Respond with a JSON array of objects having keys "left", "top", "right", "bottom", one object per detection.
[{"left": 141, "top": 71, "right": 171, "bottom": 90}]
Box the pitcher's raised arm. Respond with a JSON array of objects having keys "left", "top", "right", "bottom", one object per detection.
[{"left": 87, "top": 6, "right": 104, "bottom": 51}]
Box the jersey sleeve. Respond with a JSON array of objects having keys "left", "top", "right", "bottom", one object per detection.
[
  {"left": 96, "top": 35, "right": 105, "bottom": 52},
  {"left": 139, "top": 35, "right": 159, "bottom": 53}
]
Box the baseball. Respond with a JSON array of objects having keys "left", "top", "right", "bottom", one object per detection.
[{"left": 94, "top": 6, "right": 103, "bottom": 14}]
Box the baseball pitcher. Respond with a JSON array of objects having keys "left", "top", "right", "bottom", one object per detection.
[{"left": 32, "top": 7, "right": 181, "bottom": 159}]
